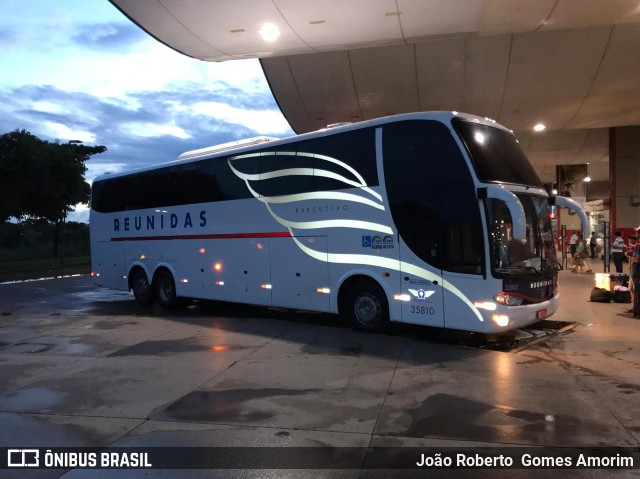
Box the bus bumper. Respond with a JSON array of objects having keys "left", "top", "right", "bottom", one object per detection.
[{"left": 482, "top": 293, "right": 560, "bottom": 334}]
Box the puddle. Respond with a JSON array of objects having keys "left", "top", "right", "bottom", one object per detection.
[
  {"left": 157, "top": 388, "right": 318, "bottom": 423},
  {"left": 0, "top": 336, "right": 97, "bottom": 355},
  {"left": 0, "top": 387, "right": 65, "bottom": 412},
  {"left": 83, "top": 320, "right": 139, "bottom": 330},
  {"left": 0, "top": 274, "right": 86, "bottom": 285},
  {"left": 108, "top": 338, "right": 249, "bottom": 357},
  {"left": 300, "top": 342, "right": 364, "bottom": 357},
  {"left": 397, "top": 393, "right": 615, "bottom": 445}
]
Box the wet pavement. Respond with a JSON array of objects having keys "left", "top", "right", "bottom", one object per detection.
[{"left": 0, "top": 262, "right": 639, "bottom": 478}]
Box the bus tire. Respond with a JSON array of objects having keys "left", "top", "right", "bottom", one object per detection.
[
  {"left": 155, "top": 269, "right": 178, "bottom": 309},
  {"left": 132, "top": 269, "right": 154, "bottom": 306},
  {"left": 345, "top": 280, "right": 389, "bottom": 333}
]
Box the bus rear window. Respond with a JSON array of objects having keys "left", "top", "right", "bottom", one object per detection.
[{"left": 452, "top": 118, "right": 543, "bottom": 188}]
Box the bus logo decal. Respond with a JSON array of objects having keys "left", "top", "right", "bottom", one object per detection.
[
  {"left": 362, "top": 235, "right": 394, "bottom": 249},
  {"left": 409, "top": 288, "right": 436, "bottom": 302},
  {"left": 227, "top": 151, "right": 392, "bottom": 235}
]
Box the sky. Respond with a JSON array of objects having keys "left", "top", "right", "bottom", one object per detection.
[{"left": 0, "top": 0, "right": 294, "bottom": 221}]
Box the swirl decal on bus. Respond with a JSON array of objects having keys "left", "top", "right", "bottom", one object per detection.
[{"left": 228, "top": 151, "right": 483, "bottom": 323}]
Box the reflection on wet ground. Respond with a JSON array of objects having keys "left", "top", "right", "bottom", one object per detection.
[{"left": 0, "top": 273, "right": 639, "bottom": 476}]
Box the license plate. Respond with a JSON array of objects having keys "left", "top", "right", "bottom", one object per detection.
[{"left": 536, "top": 309, "right": 548, "bottom": 319}]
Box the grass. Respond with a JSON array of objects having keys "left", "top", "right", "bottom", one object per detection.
[{"left": 0, "top": 255, "right": 90, "bottom": 282}]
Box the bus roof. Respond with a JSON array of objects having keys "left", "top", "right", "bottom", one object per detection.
[{"left": 178, "top": 136, "right": 279, "bottom": 161}]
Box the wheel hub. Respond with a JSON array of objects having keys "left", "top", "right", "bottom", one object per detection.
[{"left": 354, "top": 293, "right": 379, "bottom": 324}]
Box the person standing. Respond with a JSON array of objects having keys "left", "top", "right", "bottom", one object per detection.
[
  {"left": 627, "top": 236, "right": 638, "bottom": 275},
  {"left": 628, "top": 230, "right": 640, "bottom": 312},
  {"left": 589, "top": 231, "right": 598, "bottom": 258},
  {"left": 569, "top": 232, "right": 579, "bottom": 256},
  {"left": 612, "top": 231, "right": 625, "bottom": 273},
  {"left": 571, "top": 234, "right": 593, "bottom": 273}
]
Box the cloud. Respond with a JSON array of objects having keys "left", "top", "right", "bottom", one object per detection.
[
  {"left": 0, "top": 28, "right": 19, "bottom": 47},
  {"left": 123, "top": 122, "right": 191, "bottom": 140},
  {"left": 192, "top": 101, "right": 292, "bottom": 135},
  {"left": 72, "top": 23, "right": 148, "bottom": 51},
  {"left": 0, "top": 83, "right": 293, "bottom": 182}
]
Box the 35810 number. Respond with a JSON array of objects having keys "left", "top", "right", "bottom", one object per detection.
[{"left": 410, "top": 305, "right": 435, "bottom": 315}]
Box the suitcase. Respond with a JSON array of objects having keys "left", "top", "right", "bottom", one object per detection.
[
  {"left": 613, "top": 289, "right": 632, "bottom": 303},
  {"left": 634, "top": 280, "right": 640, "bottom": 317},
  {"left": 590, "top": 287, "right": 612, "bottom": 303},
  {"left": 610, "top": 274, "right": 629, "bottom": 289}
]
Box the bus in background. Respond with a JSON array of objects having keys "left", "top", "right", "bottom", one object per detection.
[{"left": 89, "top": 112, "right": 587, "bottom": 334}]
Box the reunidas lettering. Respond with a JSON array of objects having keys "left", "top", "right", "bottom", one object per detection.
[{"left": 113, "top": 210, "right": 207, "bottom": 232}]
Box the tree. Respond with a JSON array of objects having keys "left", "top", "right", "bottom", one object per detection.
[
  {"left": 0, "top": 130, "right": 106, "bottom": 254},
  {"left": 0, "top": 130, "right": 47, "bottom": 222}
]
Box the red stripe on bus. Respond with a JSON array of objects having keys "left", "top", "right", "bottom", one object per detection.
[{"left": 110, "top": 231, "right": 292, "bottom": 242}]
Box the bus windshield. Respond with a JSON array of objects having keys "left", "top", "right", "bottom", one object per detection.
[
  {"left": 486, "top": 194, "right": 558, "bottom": 276},
  {"left": 453, "top": 118, "right": 543, "bottom": 188}
]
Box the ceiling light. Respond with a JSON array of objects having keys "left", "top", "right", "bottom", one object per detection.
[
  {"left": 259, "top": 23, "right": 280, "bottom": 42},
  {"left": 533, "top": 123, "right": 546, "bottom": 132},
  {"left": 583, "top": 176, "right": 591, "bottom": 182}
]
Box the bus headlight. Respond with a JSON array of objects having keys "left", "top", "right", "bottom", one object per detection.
[{"left": 494, "top": 293, "right": 524, "bottom": 306}]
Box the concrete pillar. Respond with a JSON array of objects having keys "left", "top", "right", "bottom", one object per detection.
[{"left": 610, "top": 126, "right": 640, "bottom": 229}]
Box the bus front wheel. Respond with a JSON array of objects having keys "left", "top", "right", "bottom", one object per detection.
[
  {"left": 155, "top": 269, "right": 178, "bottom": 309},
  {"left": 346, "top": 280, "right": 389, "bottom": 333},
  {"left": 132, "top": 269, "right": 154, "bottom": 306}
]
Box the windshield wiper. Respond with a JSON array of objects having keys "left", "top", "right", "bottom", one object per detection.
[
  {"left": 515, "top": 265, "right": 541, "bottom": 276},
  {"left": 495, "top": 265, "right": 541, "bottom": 276},
  {"left": 542, "top": 258, "right": 563, "bottom": 271}
]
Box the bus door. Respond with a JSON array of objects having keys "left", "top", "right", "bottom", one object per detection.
[{"left": 397, "top": 205, "right": 445, "bottom": 328}]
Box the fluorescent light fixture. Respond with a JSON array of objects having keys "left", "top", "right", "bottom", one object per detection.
[
  {"left": 533, "top": 123, "right": 546, "bottom": 132},
  {"left": 259, "top": 23, "right": 280, "bottom": 42}
]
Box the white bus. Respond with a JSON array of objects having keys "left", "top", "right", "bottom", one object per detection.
[{"left": 90, "top": 112, "right": 587, "bottom": 334}]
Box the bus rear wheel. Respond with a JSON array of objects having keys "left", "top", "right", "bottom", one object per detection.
[
  {"left": 132, "top": 269, "right": 154, "bottom": 306},
  {"left": 346, "top": 280, "right": 389, "bottom": 333},
  {"left": 155, "top": 269, "right": 178, "bottom": 309}
]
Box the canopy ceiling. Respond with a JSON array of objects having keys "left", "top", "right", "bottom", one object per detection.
[{"left": 110, "top": 0, "right": 640, "bottom": 186}]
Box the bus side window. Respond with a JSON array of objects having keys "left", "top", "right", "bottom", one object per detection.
[{"left": 383, "top": 120, "right": 485, "bottom": 274}]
